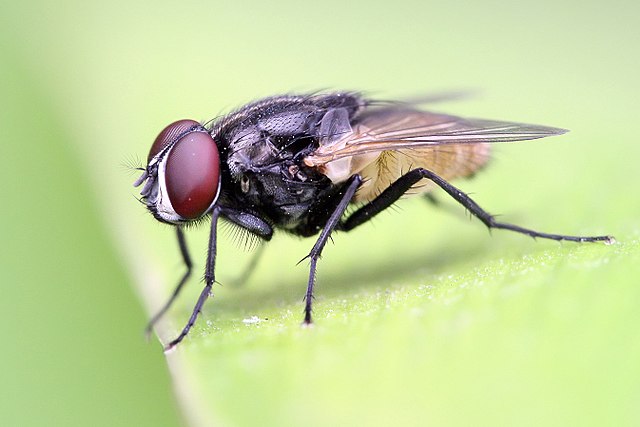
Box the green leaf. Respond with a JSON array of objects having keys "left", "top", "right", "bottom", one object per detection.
[{"left": 4, "top": 1, "right": 639, "bottom": 426}]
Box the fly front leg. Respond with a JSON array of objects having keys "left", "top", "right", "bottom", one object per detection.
[
  {"left": 164, "top": 208, "right": 273, "bottom": 351},
  {"left": 340, "top": 168, "right": 614, "bottom": 244},
  {"left": 302, "top": 175, "right": 363, "bottom": 324},
  {"left": 219, "top": 207, "right": 273, "bottom": 286},
  {"left": 164, "top": 208, "right": 221, "bottom": 351},
  {"left": 145, "top": 226, "right": 192, "bottom": 338}
]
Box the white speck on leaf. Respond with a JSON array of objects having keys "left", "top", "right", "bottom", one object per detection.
[{"left": 242, "top": 316, "right": 261, "bottom": 325}]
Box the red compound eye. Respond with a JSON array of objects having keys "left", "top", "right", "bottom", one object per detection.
[
  {"left": 149, "top": 119, "right": 200, "bottom": 162},
  {"left": 164, "top": 130, "right": 220, "bottom": 219}
]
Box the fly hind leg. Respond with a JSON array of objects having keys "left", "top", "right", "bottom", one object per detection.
[{"left": 339, "top": 168, "right": 614, "bottom": 244}]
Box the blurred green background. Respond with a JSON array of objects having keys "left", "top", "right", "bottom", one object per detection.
[{"left": 1, "top": 0, "right": 639, "bottom": 426}]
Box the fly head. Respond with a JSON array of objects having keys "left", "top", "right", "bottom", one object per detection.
[{"left": 134, "top": 120, "right": 221, "bottom": 224}]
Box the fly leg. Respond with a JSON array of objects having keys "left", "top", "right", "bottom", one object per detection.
[
  {"left": 301, "top": 175, "right": 363, "bottom": 324},
  {"left": 164, "top": 207, "right": 221, "bottom": 351},
  {"left": 228, "top": 243, "right": 266, "bottom": 287},
  {"left": 164, "top": 208, "right": 273, "bottom": 351},
  {"left": 219, "top": 207, "right": 273, "bottom": 287},
  {"left": 423, "top": 193, "right": 439, "bottom": 206},
  {"left": 145, "top": 226, "right": 192, "bottom": 339},
  {"left": 340, "top": 168, "right": 614, "bottom": 244}
]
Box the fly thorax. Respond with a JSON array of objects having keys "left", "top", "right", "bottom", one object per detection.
[{"left": 226, "top": 124, "right": 279, "bottom": 176}]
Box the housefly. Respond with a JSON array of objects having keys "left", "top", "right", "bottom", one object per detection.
[{"left": 134, "top": 91, "right": 614, "bottom": 350}]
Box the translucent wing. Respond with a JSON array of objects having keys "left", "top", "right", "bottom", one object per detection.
[
  {"left": 305, "top": 107, "right": 567, "bottom": 166},
  {"left": 303, "top": 107, "right": 567, "bottom": 202}
]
